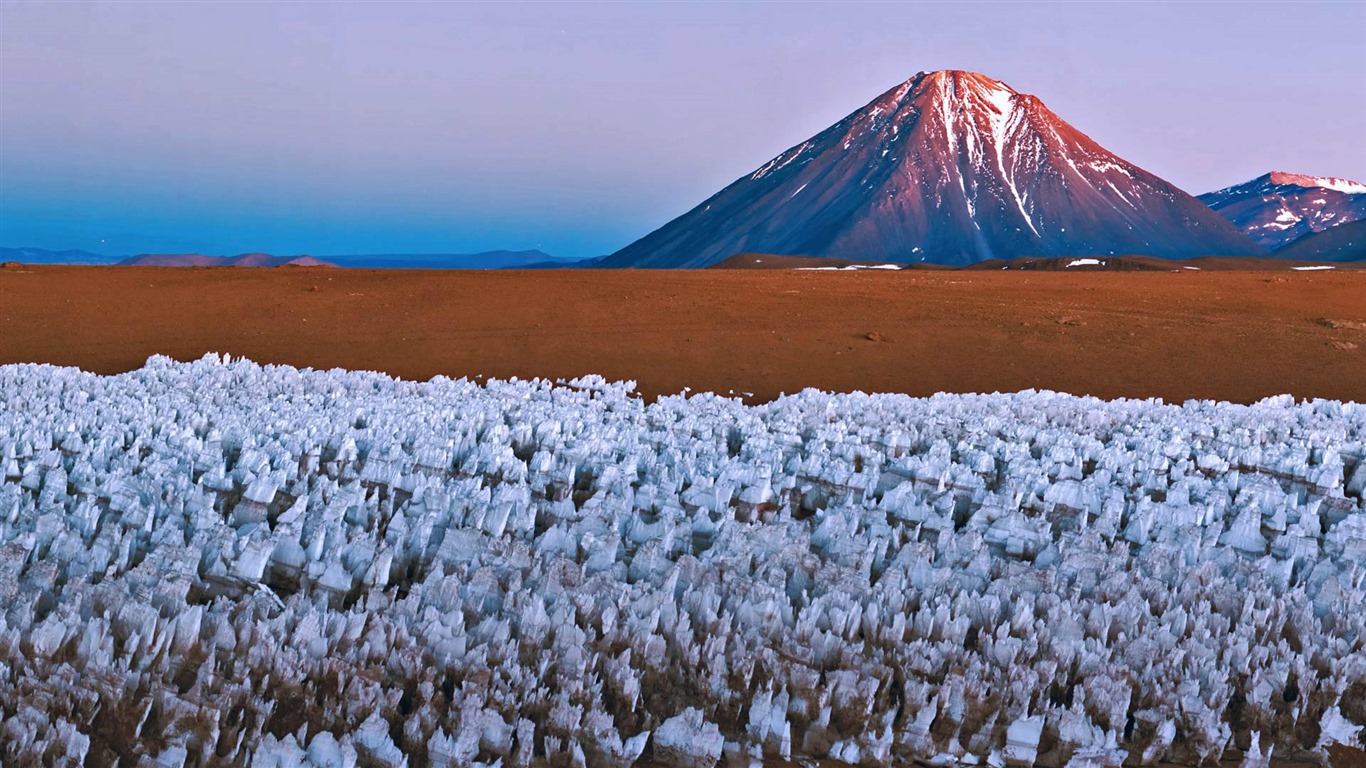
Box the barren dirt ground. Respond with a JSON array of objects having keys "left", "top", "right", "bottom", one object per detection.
[{"left": 1, "top": 265, "right": 1363, "bottom": 404}]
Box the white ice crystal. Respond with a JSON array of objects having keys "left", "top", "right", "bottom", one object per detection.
[
  {"left": 653, "top": 708, "right": 724, "bottom": 768},
  {"left": 0, "top": 355, "right": 1363, "bottom": 766}
]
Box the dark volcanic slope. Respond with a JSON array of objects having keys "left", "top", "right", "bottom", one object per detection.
[
  {"left": 711, "top": 252, "right": 1365, "bottom": 272},
  {"left": 1273, "top": 219, "right": 1366, "bottom": 262},
  {"left": 1200, "top": 172, "right": 1366, "bottom": 249},
  {"left": 709, "top": 253, "right": 934, "bottom": 270},
  {"left": 968, "top": 254, "right": 1366, "bottom": 271},
  {"left": 602, "top": 70, "right": 1261, "bottom": 268}
]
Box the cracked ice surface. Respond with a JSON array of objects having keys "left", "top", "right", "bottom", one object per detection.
[{"left": 1, "top": 355, "right": 1364, "bottom": 767}]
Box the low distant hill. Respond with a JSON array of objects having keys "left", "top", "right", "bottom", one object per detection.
[
  {"left": 325, "top": 250, "right": 568, "bottom": 269},
  {"left": 229, "top": 253, "right": 333, "bottom": 267},
  {"left": 119, "top": 253, "right": 335, "bottom": 267},
  {"left": 517, "top": 255, "right": 604, "bottom": 269},
  {"left": 0, "top": 247, "right": 122, "bottom": 265},
  {"left": 1272, "top": 220, "right": 1366, "bottom": 263},
  {"left": 119, "top": 254, "right": 221, "bottom": 267}
]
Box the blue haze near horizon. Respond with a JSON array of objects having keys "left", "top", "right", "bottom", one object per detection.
[{"left": 1, "top": 0, "right": 1363, "bottom": 260}]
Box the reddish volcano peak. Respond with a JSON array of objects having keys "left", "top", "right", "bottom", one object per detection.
[
  {"left": 603, "top": 70, "right": 1261, "bottom": 268},
  {"left": 885, "top": 70, "right": 1021, "bottom": 113},
  {"left": 912, "top": 69, "right": 1016, "bottom": 92}
]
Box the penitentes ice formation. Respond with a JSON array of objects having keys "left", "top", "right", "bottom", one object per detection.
[{"left": 0, "top": 355, "right": 1363, "bottom": 767}]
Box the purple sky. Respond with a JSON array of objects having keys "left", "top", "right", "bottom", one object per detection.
[{"left": 2, "top": 0, "right": 1364, "bottom": 258}]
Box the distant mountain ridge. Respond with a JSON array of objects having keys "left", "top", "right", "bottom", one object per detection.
[
  {"left": 325, "top": 250, "right": 566, "bottom": 269},
  {"left": 119, "top": 253, "right": 334, "bottom": 267},
  {"left": 0, "top": 247, "right": 122, "bottom": 265},
  {"left": 601, "top": 70, "right": 1261, "bottom": 268},
  {"left": 1, "top": 248, "right": 580, "bottom": 269},
  {"left": 1198, "top": 172, "right": 1366, "bottom": 250},
  {"left": 119, "top": 251, "right": 577, "bottom": 269}
]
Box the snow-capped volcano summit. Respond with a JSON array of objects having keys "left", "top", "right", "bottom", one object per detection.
[
  {"left": 602, "top": 70, "right": 1261, "bottom": 268},
  {"left": 1199, "top": 171, "right": 1366, "bottom": 250}
]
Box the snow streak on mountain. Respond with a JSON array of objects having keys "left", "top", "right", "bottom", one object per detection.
[
  {"left": 602, "top": 71, "right": 1262, "bottom": 268},
  {"left": 1199, "top": 172, "right": 1366, "bottom": 251}
]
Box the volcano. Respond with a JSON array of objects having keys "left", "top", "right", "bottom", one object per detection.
[
  {"left": 601, "top": 70, "right": 1262, "bottom": 268},
  {"left": 1198, "top": 172, "right": 1366, "bottom": 250}
]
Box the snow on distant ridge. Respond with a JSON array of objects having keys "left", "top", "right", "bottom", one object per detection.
[
  {"left": 1, "top": 355, "right": 1364, "bottom": 766},
  {"left": 1268, "top": 171, "right": 1366, "bottom": 195}
]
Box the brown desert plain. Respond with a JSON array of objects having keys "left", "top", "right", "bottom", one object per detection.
[{"left": 0, "top": 263, "right": 1363, "bottom": 406}]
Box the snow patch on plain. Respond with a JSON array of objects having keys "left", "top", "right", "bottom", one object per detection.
[{"left": 795, "top": 264, "right": 902, "bottom": 271}]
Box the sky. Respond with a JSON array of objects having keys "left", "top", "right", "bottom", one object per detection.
[{"left": 1, "top": 1, "right": 1364, "bottom": 259}]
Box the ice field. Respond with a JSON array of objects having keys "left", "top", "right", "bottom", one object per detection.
[{"left": 0, "top": 355, "right": 1363, "bottom": 767}]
